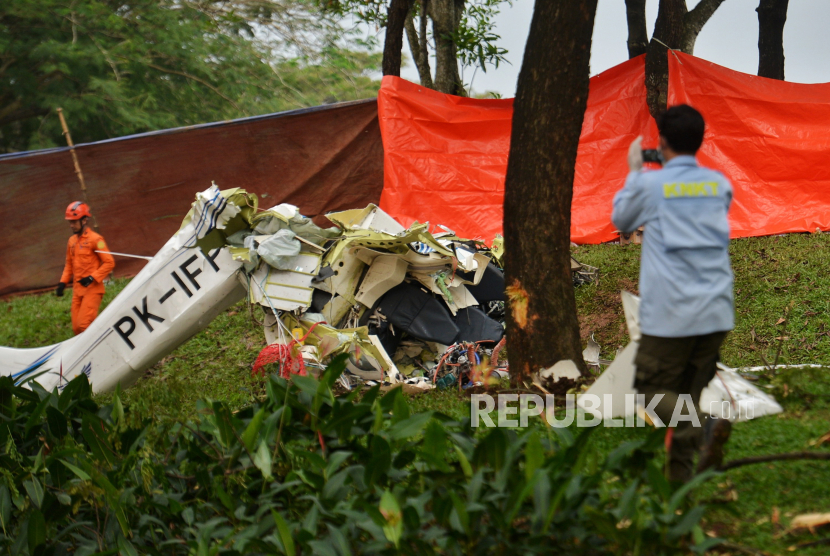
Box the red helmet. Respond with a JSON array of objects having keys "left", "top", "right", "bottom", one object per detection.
[{"left": 65, "top": 201, "right": 92, "bottom": 220}]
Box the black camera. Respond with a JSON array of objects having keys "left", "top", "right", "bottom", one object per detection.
[{"left": 642, "top": 149, "right": 662, "bottom": 165}]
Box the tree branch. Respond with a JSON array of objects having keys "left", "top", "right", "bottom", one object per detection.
[
  {"left": 404, "top": 8, "right": 434, "bottom": 88},
  {"left": 0, "top": 101, "right": 50, "bottom": 128},
  {"left": 624, "top": 0, "right": 648, "bottom": 59},
  {"left": 719, "top": 451, "right": 830, "bottom": 472},
  {"left": 682, "top": 0, "right": 726, "bottom": 54},
  {"left": 144, "top": 62, "right": 242, "bottom": 113}
]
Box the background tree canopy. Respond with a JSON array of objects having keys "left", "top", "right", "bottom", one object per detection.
[{"left": 0, "top": 0, "right": 382, "bottom": 153}]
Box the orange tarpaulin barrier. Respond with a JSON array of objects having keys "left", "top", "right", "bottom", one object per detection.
[
  {"left": 668, "top": 52, "right": 830, "bottom": 237},
  {"left": 377, "top": 55, "right": 657, "bottom": 243}
]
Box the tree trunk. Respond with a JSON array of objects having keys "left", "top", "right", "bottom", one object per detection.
[
  {"left": 404, "top": 1, "right": 434, "bottom": 88},
  {"left": 757, "top": 0, "right": 789, "bottom": 80},
  {"left": 503, "top": 0, "right": 598, "bottom": 381},
  {"left": 643, "top": 0, "right": 725, "bottom": 116},
  {"left": 625, "top": 0, "right": 648, "bottom": 58},
  {"left": 382, "top": 0, "right": 415, "bottom": 76},
  {"left": 645, "top": 0, "right": 686, "bottom": 116},
  {"left": 429, "top": 0, "right": 465, "bottom": 95}
]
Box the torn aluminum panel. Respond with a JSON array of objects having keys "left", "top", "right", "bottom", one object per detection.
[
  {"left": 354, "top": 255, "right": 408, "bottom": 307},
  {"left": 324, "top": 222, "right": 455, "bottom": 269},
  {"left": 248, "top": 251, "right": 322, "bottom": 311},
  {"left": 540, "top": 360, "right": 581, "bottom": 383},
  {"left": 582, "top": 335, "right": 602, "bottom": 371},
  {"left": 700, "top": 367, "right": 783, "bottom": 421},
  {"left": 326, "top": 204, "right": 406, "bottom": 235},
  {"left": 314, "top": 250, "right": 366, "bottom": 302},
  {"left": 577, "top": 341, "right": 639, "bottom": 419},
  {"left": 621, "top": 290, "right": 641, "bottom": 342}
]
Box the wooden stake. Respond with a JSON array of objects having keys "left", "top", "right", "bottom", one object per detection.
[{"left": 56, "top": 108, "right": 98, "bottom": 229}]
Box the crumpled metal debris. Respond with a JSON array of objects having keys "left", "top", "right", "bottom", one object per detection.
[
  {"left": 571, "top": 256, "right": 599, "bottom": 286},
  {"left": 200, "top": 190, "right": 603, "bottom": 391},
  {"left": 217, "top": 199, "right": 509, "bottom": 389}
]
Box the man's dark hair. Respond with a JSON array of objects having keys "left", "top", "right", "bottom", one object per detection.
[{"left": 656, "top": 104, "right": 705, "bottom": 154}]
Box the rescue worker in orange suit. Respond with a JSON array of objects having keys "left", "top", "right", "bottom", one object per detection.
[{"left": 55, "top": 202, "right": 115, "bottom": 335}]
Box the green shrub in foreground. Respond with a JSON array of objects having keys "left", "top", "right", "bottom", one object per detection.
[{"left": 0, "top": 358, "right": 719, "bottom": 555}]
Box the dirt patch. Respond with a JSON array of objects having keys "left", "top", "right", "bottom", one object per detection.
[{"left": 578, "top": 278, "right": 638, "bottom": 354}]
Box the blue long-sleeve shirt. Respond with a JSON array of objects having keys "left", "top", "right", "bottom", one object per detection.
[{"left": 612, "top": 155, "right": 735, "bottom": 338}]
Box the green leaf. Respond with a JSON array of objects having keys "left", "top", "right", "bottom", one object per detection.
[
  {"left": 668, "top": 506, "right": 707, "bottom": 540},
  {"left": 291, "top": 375, "right": 320, "bottom": 399},
  {"left": 379, "top": 491, "right": 402, "bottom": 548},
  {"left": 271, "top": 510, "right": 296, "bottom": 556},
  {"left": 111, "top": 386, "right": 125, "bottom": 429},
  {"left": 81, "top": 414, "right": 117, "bottom": 466},
  {"left": 117, "top": 534, "right": 139, "bottom": 556},
  {"left": 60, "top": 459, "right": 91, "bottom": 481},
  {"left": 386, "top": 411, "right": 433, "bottom": 441},
  {"left": 391, "top": 391, "right": 411, "bottom": 423},
  {"left": 448, "top": 491, "right": 469, "bottom": 534},
  {"left": 212, "top": 402, "right": 237, "bottom": 449},
  {"left": 242, "top": 407, "right": 267, "bottom": 451},
  {"left": 27, "top": 509, "right": 46, "bottom": 554},
  {"left": 692, "top": 535, "right": 724, "bottom": 554},
  {"left": 366, "top": 436, "right": 391, "bottom": 486},
  {"left": 0, "top": 485, "right": 11, "bottom": 533},
  {"left": 525, "top": 431, "right": 544, "bottom": 482},
  {"left": 253, "top": 441, "right": 273, "bottom": 480},
  {"left": 454, "top": 445, "right": 473, "bottom": 479},
  {"left": 325, "top": 450, "right": 352, "bottom": 479},
  {"left": 46, "top": 406, "right": 68, "bottom": 438},
  {"left": 24, "top": 395, "right": 50, "bottom": 434},
  {"left": 668, "top": 469, "right": 716, "bottom": 514},
  {"left": 23, "top": 478, "right": 44, "bottom": 509}
]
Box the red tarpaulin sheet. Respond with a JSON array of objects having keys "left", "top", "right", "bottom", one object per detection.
[
  {"left": 377, "top": 55, "right": 657, "bottom": 243},
  {"left": 668, "top": 52, "right": 830, "bottom": 237},
  {"left": 0, "top": 100, "right": 384, "bottom": 297}
]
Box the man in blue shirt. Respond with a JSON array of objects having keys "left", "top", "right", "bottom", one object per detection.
[{"left": 612, "top": 105, "right": 734, "bottom": 482}]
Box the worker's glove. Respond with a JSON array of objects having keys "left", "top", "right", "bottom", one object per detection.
[
  {"left": 627, "top": 135, "right": 644, "bottom": 172},
  {"left": 79, "top": 276, "right": 94, "bottom": 287},
  {"left": 55, "top": 282, "right": 66, "bottom": 297}
]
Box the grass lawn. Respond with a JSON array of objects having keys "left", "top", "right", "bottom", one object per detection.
[{"left": 2, "top": 233, "right": 830, "bottom": 554}]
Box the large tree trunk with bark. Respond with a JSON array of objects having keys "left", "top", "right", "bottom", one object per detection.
[
  {"left": 502, "top": 0, "right": 598, "bottom": 380},
  {"left": 643, "top": 0, "right": 725, "bottom": 116},
  {"left": 429, "top": 0, "right": 466, "bottom": 95},
  {"left": 625, "top": 0, "right": 649, "bottom": 58},
  {"left": 383, "top": 0, "right": 415, "bottom": 76},
  {"left": 757, "top": 0, "right": 789, "bottom": 80}
]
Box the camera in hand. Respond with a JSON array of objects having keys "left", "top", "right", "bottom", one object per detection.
[{"left": 642, "top": 149, "right": 662, "bottom": 165}]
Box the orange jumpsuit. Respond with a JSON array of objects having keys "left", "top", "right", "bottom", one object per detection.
[{"left": 60, "top": 228, "right": 115, "bottom": 335}]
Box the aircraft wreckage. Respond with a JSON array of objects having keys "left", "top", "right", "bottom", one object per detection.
[
  {"left": 1, "top": 185, "right": 781, "bottom": 424},
  {"left": 1, "top": 185, "right": 560, "bottom": 393}
]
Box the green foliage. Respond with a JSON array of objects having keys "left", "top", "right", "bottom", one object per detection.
[
  {"left": 0, "top": 358, "right": 714, "bottom": 555},
  {"left": 453, "top": 0, "right": 512, "bottom": 74},
  {"left": 321, "top": 0, "right": 512, "bottom": 78},
  {"left": 0, "top": 0, "right": 381, "bottom": 153}
]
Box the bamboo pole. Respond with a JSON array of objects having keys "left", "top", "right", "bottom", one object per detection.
[{"left": 56, "top": 107, "right": 98, "bottom": 229}]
